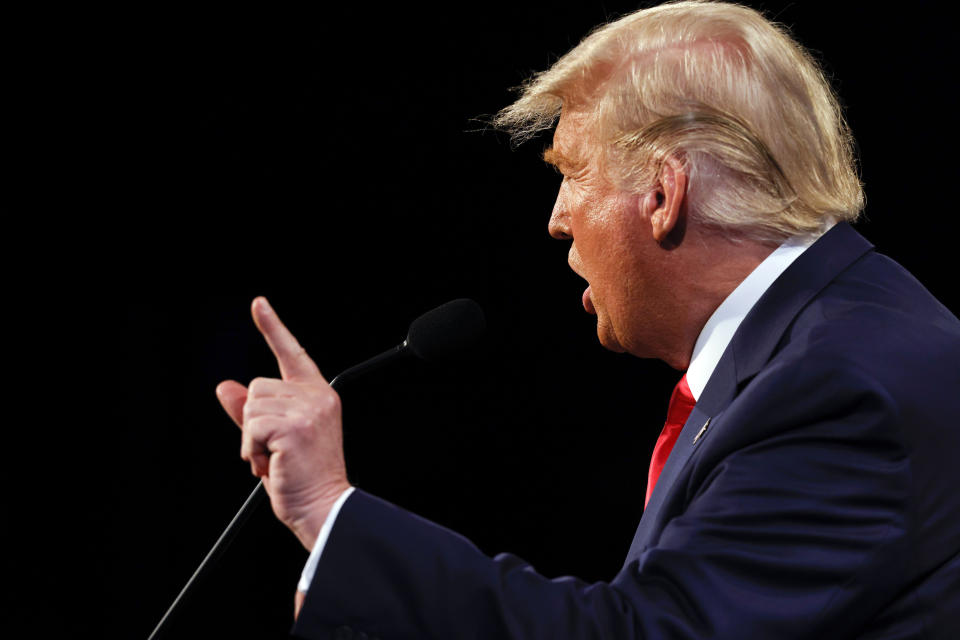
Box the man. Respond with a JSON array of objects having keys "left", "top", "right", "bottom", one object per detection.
[{"left": 217, "top": 1, "right": 960, "bottom": 637}]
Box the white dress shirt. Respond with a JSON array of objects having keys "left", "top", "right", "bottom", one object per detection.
[
  {"left": 298, "top": 223, "right": 831, "bottom": 593},
  {"left": 297, "top": 486, "right": 355, "bottom": 592},
  {"left": 685, "top": 226, "right": 830, "bottom": 400}
]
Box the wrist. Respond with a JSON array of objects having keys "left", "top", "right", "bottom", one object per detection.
[{"left": 291, "top": 481, "right": 353, "bottom": 550}]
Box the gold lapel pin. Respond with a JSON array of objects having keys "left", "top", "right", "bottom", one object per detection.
[{"left": 693, "top": 417, "right": 711, "bottom": 445}]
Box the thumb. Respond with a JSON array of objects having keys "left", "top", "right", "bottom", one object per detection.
[{"left": 216, "top": 380, "right": 248, "bottom": 428}]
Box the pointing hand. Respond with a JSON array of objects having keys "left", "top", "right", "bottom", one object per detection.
[{"left": 216, "top": 297, "right": 350, "bottom": 550}]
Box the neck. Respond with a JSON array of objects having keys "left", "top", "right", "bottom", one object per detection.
[{"left": 656, "top": 230, "right": 778, "bottom": 370}]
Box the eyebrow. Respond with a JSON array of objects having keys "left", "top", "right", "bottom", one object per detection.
[{"left": 543, "top": 146, "right": 567, "bottom": 169}]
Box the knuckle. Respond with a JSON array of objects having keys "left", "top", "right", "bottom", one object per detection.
[
  {"left": 291, "top": 414, "right": 314, "bottom": 437},
  {"left": 315, "top": 389, "right": 341, "bottom": 415},
  {"left": 244, "top": 417, "right": 267, "bottom": 444},
  {"left": 248, "top": 377, "right": 274, "bottom": 395},
  {"left": 300, "top": 391, "right": 340, "bottom": 430},
  {"left": 242, "top": 397, "right": 268, "bottom": 421}
]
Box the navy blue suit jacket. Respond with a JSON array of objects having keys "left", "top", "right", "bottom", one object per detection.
[{"left": 293, "top": 223, "right": 960, "bottom": 639}]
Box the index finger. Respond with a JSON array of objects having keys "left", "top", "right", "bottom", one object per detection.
[{"left": 251, "top": 296, "right": 325, "bottom": 382}]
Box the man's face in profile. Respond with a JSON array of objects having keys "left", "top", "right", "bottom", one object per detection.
[{"left": 546, "top": 109, "right": 671, "bottom": 359}]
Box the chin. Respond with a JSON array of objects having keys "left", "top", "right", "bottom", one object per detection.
[
  {"left": 596, "top": 321, "right": 627, "bottom": 353},
  {"left": 602, "top": 341, "right": 627, "bottom": 354}
]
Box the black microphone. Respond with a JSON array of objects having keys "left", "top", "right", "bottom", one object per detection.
[
  {"left": 330, "top": 297, "right": 486, "bottom": 386},
  {"left": 148, "top": 298, "right": 485, "bottom": 640}
]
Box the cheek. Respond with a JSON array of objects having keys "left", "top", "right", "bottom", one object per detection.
[
  {"left": 570, "top": 197, "right": 612, "bottom": 250},
  {"left": 572, "top": 203, "right": 629, "bottom": 270}
]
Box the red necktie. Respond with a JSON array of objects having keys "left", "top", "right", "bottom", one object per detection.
[{"left": 645, "top": 374, "right": 696, "bottom": 507}]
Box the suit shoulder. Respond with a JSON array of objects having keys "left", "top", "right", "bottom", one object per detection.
[
  {"left": 779, "top": 250, "right": 960, "bottom": 390},
  {"left": 756, "top": 250, "right": 960, "bottom": 461}
]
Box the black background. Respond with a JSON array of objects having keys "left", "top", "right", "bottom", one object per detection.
[{"left": 55, "top": 1, "right": 956, "bottom": 637}]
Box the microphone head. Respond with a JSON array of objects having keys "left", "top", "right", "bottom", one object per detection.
[{"left": 405, "top": 298, "right": 486, "bottom": 363}]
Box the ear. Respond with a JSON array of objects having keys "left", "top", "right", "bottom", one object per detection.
[{"left": 641, "top": 155, "right": 688, "bottom": 244}]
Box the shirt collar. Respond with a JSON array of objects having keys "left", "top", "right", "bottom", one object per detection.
[{"left": 685, "top": 223, "right": 833, "bottom": 400}]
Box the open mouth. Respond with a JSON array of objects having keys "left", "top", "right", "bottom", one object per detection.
[{"left": 582, "top": 285, "right": 596, "bottom": 315}]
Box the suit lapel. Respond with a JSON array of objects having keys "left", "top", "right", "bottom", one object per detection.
[
  {"left": 624, "top": 223, "right": 874, "bottom": 564},
  {"left": 731, "top": 223, "right": 874, "bottom": 386},
  {"left": 626, "top": 404, "right": 716, "bottom": 558},
  {"left": 626, "top": 350, "right": 737, "bottom": 558}
]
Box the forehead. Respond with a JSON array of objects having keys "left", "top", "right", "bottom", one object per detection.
[
  {"left": 550, "top": 109, "right": 599, "bottom": 166},
  {"left": 553, "top": 109, "right": 592, "bottom": 149}
]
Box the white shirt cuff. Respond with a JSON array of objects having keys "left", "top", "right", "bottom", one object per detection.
[{"left": 297, "top": 486, "right": 356, "bottom": 593}]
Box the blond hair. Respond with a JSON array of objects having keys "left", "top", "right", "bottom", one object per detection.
[{"left": 494, "top": 1, "right": 864, "bottom": 243}]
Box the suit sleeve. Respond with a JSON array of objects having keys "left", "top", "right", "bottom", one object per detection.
[{"left": 292, "top": 360, "right": 913, "bottom": 639}]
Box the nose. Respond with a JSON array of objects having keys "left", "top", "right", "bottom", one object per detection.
[{"left": 548, "top": 181, "right": 572, "bottom": 240}]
